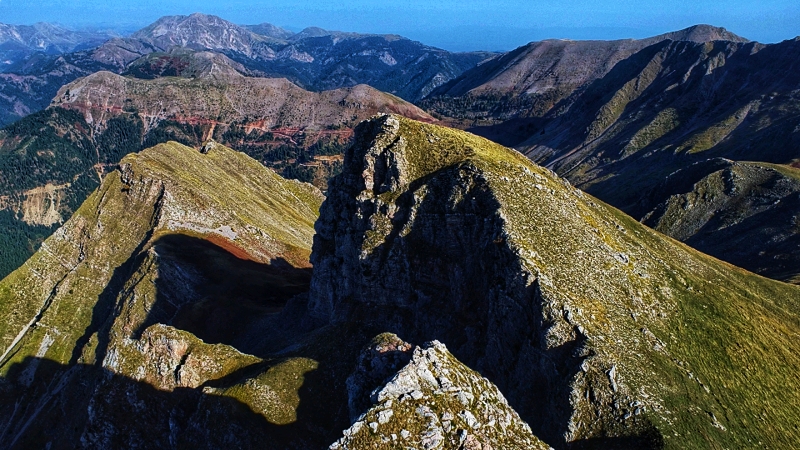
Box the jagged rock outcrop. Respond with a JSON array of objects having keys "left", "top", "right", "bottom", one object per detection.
[
  {"left": 0, "top": 141, "right": 324, "bottom": 448},
  {"left": 308, "top": 114, "right": 800, "bottom": 448},
  {"left": 332, "top": 334, "right": 550, "bottom": 450}
]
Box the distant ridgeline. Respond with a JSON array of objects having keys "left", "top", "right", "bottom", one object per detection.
[{"left": 0, "top": 13, "right": 491, "bottom": 128}]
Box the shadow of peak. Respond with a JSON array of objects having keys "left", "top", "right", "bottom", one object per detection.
[{"left": 133, "top": 233, "right": 313, "bottom": 352}]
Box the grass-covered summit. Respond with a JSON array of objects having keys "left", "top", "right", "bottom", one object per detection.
[
  {"left": 309, "top": 114, "right": 800, "bottom": 448},
  {"left": 0, "top": 141, "right": 324, "bottom": 448}
]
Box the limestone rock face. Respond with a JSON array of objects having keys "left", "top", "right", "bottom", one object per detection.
[
  {"left": 309, "top": 114, "right": 800, "bottom": 448},
  {"left": 332, "top": 334, "right": 551, "bottom": 450}
]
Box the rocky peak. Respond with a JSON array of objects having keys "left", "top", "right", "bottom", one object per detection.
[
  {"left": 308, "top": 114, "right": 800, "bottom": 447},
  {"left": 333, "top": 334, "right": 551, "bottom": 450},
  {"left": 131, "top": 13, "right": 265, "bottom": 56}
]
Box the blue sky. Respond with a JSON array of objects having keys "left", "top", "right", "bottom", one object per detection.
[{"left": 0, "top": 0, "right": 797, "bottom": 51}]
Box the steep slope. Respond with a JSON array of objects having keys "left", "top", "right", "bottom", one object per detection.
[
  {"left": 0, "top": 141, "right": 327, "bottom": 448},
  {"left": 521, "top": 38, "right": 800, "bottom": 199},
  {"left": 0, "top": 107, "right": 100, "bottom": 278},
  {"left": 422, "top": 25, "right": 749, "bottom": 128},
  {"left": 515, "top": 38, "right": 800, "bottom": 275},
  {"left": 309, "top": 114, "right": 800, "bottom": 448},
  {"left": 638, "top": 159, "right": 800, "bottom": 282}
]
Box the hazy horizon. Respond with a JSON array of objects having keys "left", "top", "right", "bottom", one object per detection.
[{"left": 0, "top": 0, "right": 797, "bottom": 52}]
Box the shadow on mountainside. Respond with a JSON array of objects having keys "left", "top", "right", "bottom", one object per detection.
[
  {"left": 136, "top": 234, "right": 313, "bottom": 352},
  {"left": 69, "top": 232, "right": 313, "bottom": 368},
  {"left": 523, "top": 38, "right": 800, "bottom": 216},
  {"left": 467, "top": 117, "right": 552, "bottom": 147}
]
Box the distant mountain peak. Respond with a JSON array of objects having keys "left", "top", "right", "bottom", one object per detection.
[
  {"left": 243, "top": 22, "right": 294, "bottom": 40},
  {"left": 132, "top": 13, "right": 253, "bottom": 39},
  {"left": 290, "top": 26, "right": 333, "bottom": 40},
  {"left": 654, "top": 24, "right": 750, "bottom": 43},
  {"left": 130, "top": 13, "right": 265, "bottom": 56}
]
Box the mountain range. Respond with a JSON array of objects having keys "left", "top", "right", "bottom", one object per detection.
[
  {"left": 0, "top": 23, "right": 117, "bottom": 72},
  {"left": 0, "top": 13, "right": 491, "bottom": 128},
  {"left": 1, "top": 14, "right": 800, "bottom": 449},
  {"left": 2, "top": 18, "right": 799, "bottom": 283}
]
